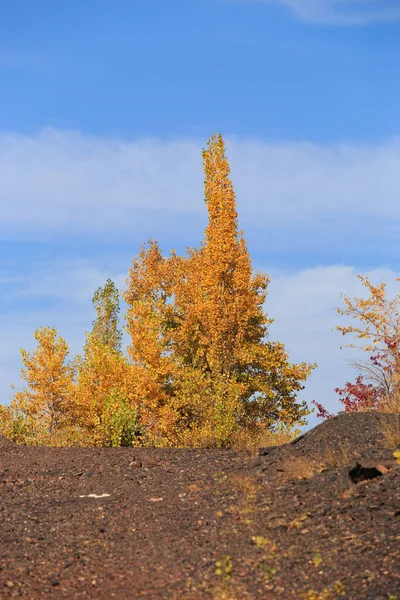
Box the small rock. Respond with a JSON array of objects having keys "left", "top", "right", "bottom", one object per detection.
[
  {"left": 248, "top": 458, "right": 262, "bottom": 468},
  {"left": 79, "top": 493, "right": 111, "bottom": 499},
  {"left": 258, "top": 446, "right": 280, "bottom": 456}
]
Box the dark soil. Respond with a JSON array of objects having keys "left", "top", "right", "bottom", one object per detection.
[{"left": 1, "top": 413, "right": 399, "bottom": 599}]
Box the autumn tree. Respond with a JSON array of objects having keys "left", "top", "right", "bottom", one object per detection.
[
  {"left": 314, "top": 275, "right": 400, "bottom": 421},
  {"left": 122, "top": 242, "right": 183, "bottom": 445},
  {"left": 91, "top": 278, "right": 123, "bottom": 352},
  {"left": 334, "top": 274, "right": 400, "bottom": 414},
  {"left": 72, "top": 278, "right": 140, "bottom": 446},
  {"left": 4, "top": 327, "right": 76, "bottom": 444},
  {"left": 123, "top": 134, "right": 316, "bottom": 447}
]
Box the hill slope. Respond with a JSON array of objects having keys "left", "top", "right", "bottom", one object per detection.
[{"left": 0, "top": 413, "right": 399, "bottom": 599}]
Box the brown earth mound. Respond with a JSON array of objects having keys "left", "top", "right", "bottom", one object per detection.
[
  {"left": 0, "top": 413, "right": 399, "bottom": 599},
  {"left": 0, "top": 435, "right": 15, "bottom": 449},
  {"left": 259, "top": 411, "right": 399, "bottom": 459}
]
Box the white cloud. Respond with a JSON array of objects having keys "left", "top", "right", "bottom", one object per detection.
[
  {"left": 230, "top": 0, "right": 400, "bottom": 24},
  {"left": 0, "top": 130, "right": 205, "bottom": 241},
  {"left": 1, "top": 129, "right": 400, "bottom": 247},
  {"left": 9, "top": 259, "right": 128, "bottom": 304}
]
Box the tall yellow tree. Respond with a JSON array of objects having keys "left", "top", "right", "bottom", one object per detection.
[
  {"left": 5, "top": 326, "right": 75, "bottom": 444},
  {"left": 173, "top": 135, "right": 315, "bottom": 444},
  {"left": 124, "top": 134, "right": 316, "bottom": 447}
]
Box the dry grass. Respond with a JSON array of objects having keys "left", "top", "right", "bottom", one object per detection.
[
  {"left": 379, "top": 390, "right": 400, "bottom": 414},
  {"left": 226, "top": 473, "right": 260, "bottom": 524},
  {"left": 379, "top": 415, "right": 400, "bottom": 448},
  {"left": 376, "top": 391, "right": 400, "bottom": 448},
  {"left": 212, "top": 591, "right": 238, "bottom": 600},
  {"left": 302, "top": 581, "right": 346, "bottom": 600},
  {"left": 320, "top": 445, "right": 354, "bottom": 468},
  {"left": 231, "top": 425, "right": 300, "bottom": 456},
  {"left": 278, "top": 457, "right": 322, "bottom": 481},
  {"left": 212, "top": 556, "right": 237, "bottom": 600},
  {"left": 229, "top": 473, "right": 258, "bottom": 497},
  {"left": 278, "top": 445, "right": 354, "bottom": 482},
  {"left": 211, "top": 581, "right": 238, "bottom": 599}
]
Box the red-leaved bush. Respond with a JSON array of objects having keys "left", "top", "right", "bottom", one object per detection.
[
  {"left": 313, "top": 345, "right": 396, "bottom": 420},
  {"left": 334, "top": 374, "right": 382, "bottom": 412},
  {"left": 311, "top": 400, "right": 333, "bottom": 420}
]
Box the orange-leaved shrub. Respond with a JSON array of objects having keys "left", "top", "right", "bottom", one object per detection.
[{"left": 4, "top": 326, "right": 76, "bottom": 445}]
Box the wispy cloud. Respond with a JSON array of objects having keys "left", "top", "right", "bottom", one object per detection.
[
  {"left": 1, "top": 129, "right": 400, "bottom": 252},
  {"left": 230, "top": 0, "right": 400, "bottom": 24},
  {"left": 11, "top": 259, "right": 127, "bottom": 305}
]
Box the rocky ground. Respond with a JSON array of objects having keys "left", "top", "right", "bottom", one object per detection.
[{"left": 1, "top": 412, "right": 399, "bottom": 599}]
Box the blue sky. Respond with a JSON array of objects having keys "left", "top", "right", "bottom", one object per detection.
[
  {"left": 1, "top": 0, "right": 400, "bottom": 428},
  {"left": 1, "top": 0, "right": 400, "bottom": 141}
]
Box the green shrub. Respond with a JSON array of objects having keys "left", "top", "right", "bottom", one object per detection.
[{"left": 98, "top": 388, "right": 143, "bottom": 447}]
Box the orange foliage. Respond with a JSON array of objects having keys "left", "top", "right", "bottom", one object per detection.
[
  {"left": 5, "top": 327, "right": 75, "bottom": 444},
  {"left": 123, "top": 134, "right": 316, "bottom": 447},
  {"left": 335, "top": 273, "right": 400, "bottom": 409},
  {"left": 336, "top": 274, "right": 400, "bottom": 354}
]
